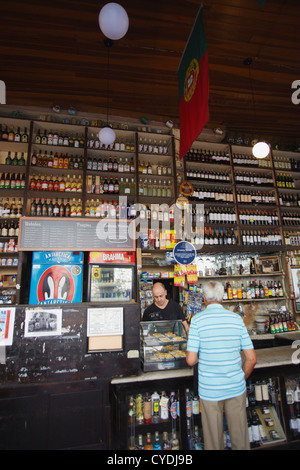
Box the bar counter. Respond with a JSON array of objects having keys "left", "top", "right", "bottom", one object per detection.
[{"left": 111, "top": 342, "right": 299, "bottom": 385}]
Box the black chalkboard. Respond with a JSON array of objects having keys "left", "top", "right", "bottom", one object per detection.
[{"left": 18, "top": 217, "right": 135, "bottom": 251}]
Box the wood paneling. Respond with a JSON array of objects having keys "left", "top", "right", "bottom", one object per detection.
[{"left": 1, "top": 0, "right": 300, "bottom": 143}]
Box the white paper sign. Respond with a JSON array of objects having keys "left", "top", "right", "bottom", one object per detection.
[{"left": 87, "top": 307, "right": 123, "bottom": 337}]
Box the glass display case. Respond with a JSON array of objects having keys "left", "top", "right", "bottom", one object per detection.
[{"left": 140, "top": 320, "right": 188, "bottom": 372}]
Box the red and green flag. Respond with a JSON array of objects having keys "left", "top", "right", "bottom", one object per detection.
[{"left": 178, "top": 4, "right": 209, "bottom": 159}]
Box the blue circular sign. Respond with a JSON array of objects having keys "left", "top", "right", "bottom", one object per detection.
[{"left": 173, "top": 241, "right": 196, "bottom": 265}]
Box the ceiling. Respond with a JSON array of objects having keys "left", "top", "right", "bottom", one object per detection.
[{"left": 1, "top": 0, "right": 300, "bottom": 145}]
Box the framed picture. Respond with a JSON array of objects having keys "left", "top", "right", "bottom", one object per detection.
[{"left": 255, "top": 256, "right": 280, "bottom": 274}]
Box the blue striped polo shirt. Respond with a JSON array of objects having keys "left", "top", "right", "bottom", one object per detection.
[{"left": 187, "top": 303, "right": 254, "bottom": 401}]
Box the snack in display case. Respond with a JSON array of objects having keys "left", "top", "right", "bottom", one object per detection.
[{"left": 140, "top": 320, "right": 188, "bottom": 371}]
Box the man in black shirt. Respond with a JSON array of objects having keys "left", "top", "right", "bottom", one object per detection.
[{"left": 142, "top": 282, "right": 189, "bottom": 332}]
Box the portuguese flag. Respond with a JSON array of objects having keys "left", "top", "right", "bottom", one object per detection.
[{"left": 178, "top": 4, "right": 209, "bottom": 159}]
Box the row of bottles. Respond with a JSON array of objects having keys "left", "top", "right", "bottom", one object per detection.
[
  {"left": 87, "top": 133, "right": 135, "bottom": 152},
  {"left": 274, "top": 156, "right": 299, "bottom": 171},
  {"left": 189, "top": 186, "right": 234, "bottom": 202},
  {"left": 0, "top": 219, "right": 19, "bottom": 237},
  {"left": 198, "top": 207, "right": 237, "bottom": 225},
  {"left": 86, "top": 175, "right": 135, "bottom": 196},
  {"left": 138, "top": 137, "right": 169, "bottom": 155},
  {"left": 276, "top": 173, "right": 296, "bottom": 188},
  {"left": 31, "top": 150, "right": 83, "bottom": 169},
  {"left": 241, "top": 230, "right": 282, "bottom": 246},
  {"left": 232, "top": 153, "right": 271, "bottom": 168},
  {"left": 266, "top": 314, "right": 296, "bottom": 334},
  {"left": 30, "top": 198, "right": 82, "bottom": 217},
  {"left": 186, "top": 168, "right": 231, "bottom": 182},
  {"left": 236, "top": 190, "right": 276, "bottom": 205},
  {"left": 0, "top": 173, "right": 26, "bottom": 190},
  {"left": 0, "top": 125, "right": 29, "bottom": 143},
  {"left": 238, "top": 208, "right": 279, "bottom": 225},
  {"left": 185, "top": 148, "right": 230, "bottom": 165},
  {"left": 34, "top": 129, "right": 85, "bottom": 148},
  {"left": 282, "top": 212, "right": 300, "bottom": 226},
  {"left": 87, "top": 155, "right": 135, "bottom": 173},
  {"left": 235, "top": 171, "right": 273, "bottom": 186},
  {"left": 138, "top": 203, "right": 174, "bottom": 223},
  {"left": 0, "top": 198, "right": 23, "bottom": 218},
  {"left": 30, "top": 174, "right": 82, "bottom": 193},
  {"left": 128, "top": 390, "right": 179, "bottom": 426},
  {"left": 130, "top": 431, "right": 180, "bottom": 450},
  {"left": 285, "top": 233, "right": 300, "bottom": 247},
  {"left": 138, "top": 160, "right": 172, "bottom": 176},
  {"left": 138, "top": 178, "right": 173, "bottom": 198},
  {"left": 4, "top": 151, "right": 26, "bottom": 166},
  {"left": 279, "top": 192, "right": 300, "bottom": 207},
  {"left": 85, "top": 199, "right": 137, "bottom": 219},
  {"left": 225, "top": 279, "right": 284, "bottom": 301},
  {"left": 202, "top": 227, "right": 237, "bottom": 246}
]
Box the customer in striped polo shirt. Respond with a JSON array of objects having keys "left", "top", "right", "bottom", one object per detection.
[{"left": 186, "top": 281, "right": 257, "bottom": 450}]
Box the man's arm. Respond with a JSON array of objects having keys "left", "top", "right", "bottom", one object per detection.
[
  {"left": 186, "top": 350, "right": 198, "bottom": 367},
  {"left": 182, "top": 320, "right": 189, "bottom": 333},
  {"left": 242, "top": 348, "right": 257, "bottom": 380}
]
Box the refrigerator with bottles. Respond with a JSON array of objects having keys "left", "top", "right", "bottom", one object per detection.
[{"left": 87, "top": 251, "right": 136, "bottom": 302}]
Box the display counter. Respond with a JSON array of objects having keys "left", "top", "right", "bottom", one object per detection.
[{"left": 110, "top": 343, "right": 300, "bottom": 450}]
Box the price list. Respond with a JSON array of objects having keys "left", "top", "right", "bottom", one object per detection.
[{"left": 18, "top": 218, "right": 135, "bottom": 251}]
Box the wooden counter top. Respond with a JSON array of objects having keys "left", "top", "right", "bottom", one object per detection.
[{"left": 111, "top": 344, "right": 300, "bottom": 385}]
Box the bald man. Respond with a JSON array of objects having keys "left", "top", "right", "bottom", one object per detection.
[{"left": 142, "top": 282, "right": 189, "bottom": 332}]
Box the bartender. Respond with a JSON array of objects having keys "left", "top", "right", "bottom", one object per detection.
[{"left": 142, "top": 282, "right": 189, "bottom": 332}]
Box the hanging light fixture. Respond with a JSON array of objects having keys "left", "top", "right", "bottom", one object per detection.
[
  {"left": 98, "top": 3, "right": 129, "bottom": 146},
  {"left": 98, "top": 38, "right": 116, "bottom": 147},
  {"left": 98, "top": 3, "right": 129, "bottom": 40},
  {"left": 244, "top": 57, "right": 270, "bottom": 159}
]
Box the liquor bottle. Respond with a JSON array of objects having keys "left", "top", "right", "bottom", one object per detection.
[
  {"left": 42, "top": 199, "right": 48, "bottom": 217},
  {"left": 171, "top": 432, "right": 179, "bottom": 450},
  {"left": 153, "top": 431, "right": 162, "bottom": 450},
  {"left": 135, "top": 394, "right": 144, "bottom": 425},
  {"left": 128, "top": 395, "right": 136, "bottom": 425},
  {"left": 251, "top": 409, "right": 261, "bottom": 447},
  {"left": 136, "top": 434, "right": 144, "bottom": 450},
  {"left": 160, "top": 391, "right": 169, "bottom": 421},
  {"left": 30, "top": 199, "right": 37, "bottom": 216},
  {"left": 53, "top": 199, "right": 60, "bottom": 217},
  {"left": 144, "top": 433, "right": 153, "bottom": 450},
  {"left": 59, "top": 200, "right": 65, "bottom": 217},
  {"left": 143, "top": 392, "right": 152, "bottom": 424},
  {"left": 169, "top": 392, "right": 178, "bottom": 421},
  {"left": 1, "top": 126, "right": 8, "bottom": 141},
  {"left": 162, "top": 432, "right": 171, "bottom": 450},
  {"left": 5, "top": 151, "right": 12, "bottom": 165},
  {"left": 151, "top": 391, "right": 160, "bottom": 424},
  {"left": 21, "top": 127, "right": 28, "bottom": 143},
  {"left": 14, "top": 127, "right": 21, "bottom": 142},
  {"left": 193, "top": 426, "right": 203, "bottom": 450},
  {"left": 8, "top": 126, "right": 15, "bottom": 141},
  {"left": 48, "top": 199, "right": 54, "bottom": 217}
]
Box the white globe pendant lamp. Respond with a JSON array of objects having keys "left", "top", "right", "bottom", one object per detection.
[
  {"left": 98, "top": 126, "right": 116, "bottom": 146},
  {"left": 98, "top": 3, "right": 129, "bottom": 40},
  {"left": 252, "top": 141, "right": 270, "bottom": 159}
]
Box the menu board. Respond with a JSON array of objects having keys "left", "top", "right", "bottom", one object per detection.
[{"left": 18, "top": 217, "right": 135, "bottom": 251}]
